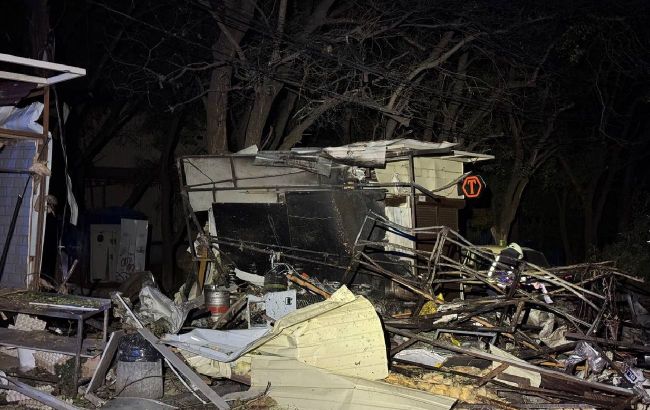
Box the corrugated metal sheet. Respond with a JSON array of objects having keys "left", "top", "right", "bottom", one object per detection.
[
  {"left": 164, "top": 287, "right": 388, "bottom": 380},
  {"left": 251, "top": 355, "right": 456, "bottom": 410}
]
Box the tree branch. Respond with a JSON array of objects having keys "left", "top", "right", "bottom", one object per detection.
[
  {"left": 279, "top": 97, "right": 342, "bottom": 149},
  {"left": 387, "top": 31, "right": 482, "bottom": 110}
]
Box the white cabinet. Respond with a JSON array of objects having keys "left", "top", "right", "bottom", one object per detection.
[{"left": 89, "top": 224, "right": 120, "bottom": 281}]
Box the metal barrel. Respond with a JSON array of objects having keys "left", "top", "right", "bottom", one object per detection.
[{"left": 204, "top": 285, "right": 230, "bottom": 318}]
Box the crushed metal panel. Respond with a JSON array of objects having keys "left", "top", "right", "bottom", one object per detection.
[
  {"left": 230, "top": 156, "right": 319, "bottom": 187},
  {"left": 285, "top": 190, "right": 385, "bottom": 255},
  {"left": 212, "top": 190, "right": 385, "bottom": 277},
  {"left": 323, "top": 139, "right": 457, "bottom": 167},
  {"left": 182, "top": 157, "right": 234, "bottom": 189},
  {"left": 255, "top": 150, "right": 333, "bottom": 176},
  {"left": 212, "top": 202, "right": 290, "bottom": 272},
  {"left": 163, "top": 287, "right": 388, "bottom": 380},
  {"left": 254, "top": 286, "right": 388, "bottom": 379},
  {"left": 182, "top": 156, "right": 320, "bottom": 211},
  {"left": 250, "top": 355, "right": 456, "bottom": 410}
]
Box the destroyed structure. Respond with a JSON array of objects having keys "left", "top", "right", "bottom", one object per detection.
[{"left": 1, "top": 82, "right": 650, "bottom": 408}]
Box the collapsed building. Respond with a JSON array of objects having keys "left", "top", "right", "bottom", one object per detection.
[{"left": 178, "top": 139, "right": 492, "bottom": 293}]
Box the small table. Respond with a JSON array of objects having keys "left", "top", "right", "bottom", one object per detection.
[{"left": 0, "top": 292, "right": 111, "bottom": 394}]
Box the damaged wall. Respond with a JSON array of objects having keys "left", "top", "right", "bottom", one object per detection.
[
  {"left": 182, "top": 155, "right": 325, "bottom": 211},
  {"left": 0, "top": 141, "right": 36, "bottom": 287},
  {"left": 375, "top": 158, "right": 464, "bottom": 199}
]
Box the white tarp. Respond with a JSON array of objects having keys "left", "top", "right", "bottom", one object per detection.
[
  {"left": 137, "top": 286, "right": 197, "bottom": 334},
  {"left": 0, "top": 102, "right": 44, "bottom": 134}
]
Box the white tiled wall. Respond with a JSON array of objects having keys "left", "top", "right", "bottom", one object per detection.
[{"left": 0, "top": 141, "right": 36, "bottom": 288}]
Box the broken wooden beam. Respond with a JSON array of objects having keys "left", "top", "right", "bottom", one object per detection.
[
  {"left": 476, "top": 363, "right": 509, "bottom": 387},
  {"left": 286, "top": 273, "right": 331, "bottom": 299},
  {"left": 85, "top": 330, "right": 124, "bottom": 396}
]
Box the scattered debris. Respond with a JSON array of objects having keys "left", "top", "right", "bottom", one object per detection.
[
  {"left": 0, "top": 371, "right": 79, "bottom": 410},
  {"left": 3, "top": 141, "right": 650, "bottom": 409},
  {"left": 137, "top": 286, "right": 197, "bottom": 334}
]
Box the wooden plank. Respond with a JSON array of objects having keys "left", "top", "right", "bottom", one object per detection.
[
  {"left": 138, "top": 328, "right": 230, "bottom": 410},
  {"left": 477, "top": 363, "right": 509, "bottom": 387},
  {"left": 0, "top": 328, "right": 103, "bottom": 357},
  {"left": 46, "top": 72, "right": 83, "bottom": 85},
  {"left": 2, "top": 375, "right": 80, "bottom": 410},
  {"left": 85, "top": 330, "right": 124, "bottom": 395},
  {"left": 0, "top": 70, "right": 46, "bottom": 84},
  {"left": 0, "top": 53, "right": 86, "bottom": 75},
  {"left": 0, "top": 127, "right": 46, "bottom": 141}
]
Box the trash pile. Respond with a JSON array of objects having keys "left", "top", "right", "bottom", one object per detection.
[
  {"left": 1, "top": 139, "right": 649, "bottom": 409},
  {"left": 79, "top": 211, "right": 650, "bottom": 409},
  {"left": 1, "top": 209, "right": 649, "bottom": 409}
]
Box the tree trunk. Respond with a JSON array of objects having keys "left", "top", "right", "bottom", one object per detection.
[
  {"left": 441, "top": 52, "right": 468, "bottom": 141},
  {"left": 204, "top": 0, "right": 256, "bottom": 154},
  {"left": 384, "top": 118, "right": 398, "bottom": 140},
  {"left": 233, "top": 104, "right": 252, "bottom": 151},
  {"left": 243, "top": 80, "right": 284, "bottom": 149},
  {"left": 160, "top": 113, "right": 184, "bottom": 291},
  {"left": 205, "top": 65, "right": 232, "bottom": 154},
  {"left": 268, "top": 92, "right": 298, "bottom": 150},
  {"left": 423, "top": 110, "right": 436, "bottom": 141},
  {"left": 279, "top": 98, "right": 342, "bottom": 149},
  {"left": 342, "top": 107, "right": 353, "bottom": 144},
  {"left": 554, "top": 188, "right": 573, "bottom": 263},
  {"left": 27, "top": 0, "right": 49, "bottom": 61},
  {"left": 582, "top": 150, "right": 618, "bottom": 257},
  {"left": 618, "top": 163, "right": 635, "bottom": 233},
  {"left": 583, "top": 185, "right": 596, "bottom": 257},
  {"left": 492, "top": 173, "right": 528, "bottom": 245},
  {"left": 123, "top": 165, "right": 157, "bottom": 208}
]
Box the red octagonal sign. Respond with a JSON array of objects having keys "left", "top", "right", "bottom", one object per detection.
[{"left": 462, "top": 175, "right": 484, "bottom": 198}]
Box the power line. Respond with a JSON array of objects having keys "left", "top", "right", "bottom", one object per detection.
[
  {"left": 92, "top": 0, "right": 542, "bottom": 118},
  {"left": 89, "top": 0, "right": 572, "bottom": 137}
]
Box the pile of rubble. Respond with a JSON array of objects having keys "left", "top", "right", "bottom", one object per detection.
[
  {"left": 106, "top": 212, "right": 650, "bottom": 408},
  {"left": 2, "top": 213, "right": 650, "bottom": 409},
  {"left": 1, "top": 215, "right": 649, "bottom": 409}
]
